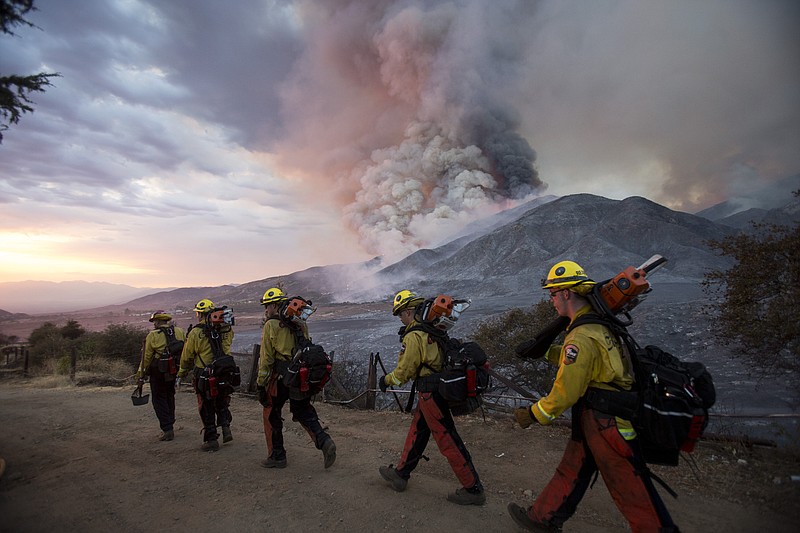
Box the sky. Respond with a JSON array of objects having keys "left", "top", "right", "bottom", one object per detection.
[{"left": 1, "top": 0, "right": 798, "bottom": 289}]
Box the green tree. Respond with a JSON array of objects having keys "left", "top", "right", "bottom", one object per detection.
[
  {"left": 91, "top": 323, "right": 148, "bottom": 367},
  {"left": 703, "top": 192, "right": 800, "bottom": 377},
  {"left": 27, "top": 321, "right": 67, "bottom": 361},
  {"left": 0, "top": 0, "right": 59, "bottom": 143},
  {"left": 61, "top": 319, "right": 86, "bottom": 340},
  {"left": 471, "top": 299, "right": 561, "bottom": 397}
]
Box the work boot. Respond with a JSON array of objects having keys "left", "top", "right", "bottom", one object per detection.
[
  {"left": 507, "top": 503, "right": 561, "bottom": 532},
  {"left": 379, "top": 465, "right": 408, "bottom": 492},
  {"left": 260, "top": 455, "right": 287, "bottom": 469},
  {"left": 222, "top": 426, "right": 233, "bottom": 443},
  {"left": 447, "top": 487, "right": 486, "bottom": 506},
  {"left": 322, "top": 438, "right": 336, "bottom": 469},
  {"left": 201, "top": 439, "right": 219, "bottom": 452},
  {"left": 158, "top": 429, "right": 174, "bottom": 441}
]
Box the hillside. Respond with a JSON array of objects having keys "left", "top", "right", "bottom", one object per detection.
[
  {"left": 138, "top": 193, "right": 738, "bottom": 309},
  {"left": 0, "top": 281, "right": 168, "bottom": 315},
  {"left": 370, "top": 194, "right": 736, "bottom": 300},
  {"left": 0, "top": 382, "right": 798, "bottom": 533},
  {"left": 5, "top": 187, "right": 798, "bottom": 317}
]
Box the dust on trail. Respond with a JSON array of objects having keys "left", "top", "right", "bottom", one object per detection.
[{"left": 0, "top": 383, "right": 798, "bottom": 533}]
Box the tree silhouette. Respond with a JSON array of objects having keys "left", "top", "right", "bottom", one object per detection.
[
  {"left": 61, "top": 319, "right": 86, "bottom": 340},
  {"left": 703, "top": 190, "right": 800, "bottom": 378},
  {"left": 0, "top": 0, "right": 59, "bottom": 143}
]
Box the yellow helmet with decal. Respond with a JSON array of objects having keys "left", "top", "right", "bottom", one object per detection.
[
  {"left": 261, "top": 287, "right": 288, "bottom": 306},
  {"left": 541, "top": 261, "right": 595, "bottom": 290},
  {"left": 149, "top": 310, "right": 172, "bottom": 322},
  {"left": 193, "top": 299, "right": 214, "bottom": 313},
  {"left": 392, "top": 289, "right": 425, "bottom": 316}
]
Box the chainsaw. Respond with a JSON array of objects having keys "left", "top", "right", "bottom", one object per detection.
[{"left": 515, "top": 255, "right": 668, "bottom": 359}]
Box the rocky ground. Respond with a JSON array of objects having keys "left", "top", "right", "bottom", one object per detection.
[{"left": 0, "top": 380, "right": 799, "bottom": 533}]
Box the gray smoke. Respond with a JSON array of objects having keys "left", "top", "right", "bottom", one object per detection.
[{"left": 275, "top": 0, "right": 543, "bottom": 261}]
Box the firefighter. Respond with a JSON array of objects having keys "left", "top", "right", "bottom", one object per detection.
[
  {"left": 177, "top": 298, "right": 235, "bottom": 452},
  {"left": 256, "top": 287, "right": 336, "bottom": 470},
  {"left": 135, "top": 310, "right": 186, "bottom": 441},
  {"left": 508, "top": 261, "right": 679, "bottom": 532},
  {"left": 378, "top": 290, "right": 485, "bottom": 506}
]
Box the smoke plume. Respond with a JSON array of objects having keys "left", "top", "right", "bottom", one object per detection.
[{"left": 276, "top": 0, "right": 543, "bottom": 261}]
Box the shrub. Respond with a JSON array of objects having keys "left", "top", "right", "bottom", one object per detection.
[
  {"left": 471, "top": 299, "right": 561, "bottom": 398},
  {"left": 91, "top": 323, "right": 148, "bottom": 367},
  {"left": 55, "top": 355, "right": 71, "bottom": 375}
]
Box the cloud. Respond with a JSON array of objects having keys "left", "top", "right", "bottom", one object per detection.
[
  {"left": 513, "top": 1, "right": 800, "bottom": 211},
  {"left": 0, "top": 0, "right": 798, "bottom": 288}
]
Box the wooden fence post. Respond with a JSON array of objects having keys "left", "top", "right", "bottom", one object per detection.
[
  {"left": 70, "top": 346, "right": 77, "bottom": 381},
  {"left": 366, "top": 353, "right": 376, "bottom": 410},
  {"left": 23, "top": 348, "right": 29, "bottom": 377}
]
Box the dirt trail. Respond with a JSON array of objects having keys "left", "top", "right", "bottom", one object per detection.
[{"left": 0, "top": 382, "right": 798, "bottom": 533}]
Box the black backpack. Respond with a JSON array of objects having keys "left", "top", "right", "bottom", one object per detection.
[
  {"left": 153, "top": 326, "right": 184, "bottom": 380},
  {"left": 571, "top": 314, "right": 716, "bottom": 466},
  {"left": 410, "top": 324, "right": 491, "bottom": 416},
  {"left": 281, "top": 323, "right": 333, "bottom": 399},
  {"left": 195, "top": 325, "right": 241, "bottom": 399}
]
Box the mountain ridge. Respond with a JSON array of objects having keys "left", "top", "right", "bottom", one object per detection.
[{"left": 3, "top": 187, "right": 796, "bottom": 315}]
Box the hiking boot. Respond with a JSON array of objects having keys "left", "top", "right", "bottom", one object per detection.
[
  {"left": 260, "top": 456, "right": 287, "bottom": 469},
  {"left": 507, "top": 503, "right": 561, "bottom": 532},
  {"left": 379, "top": 465, "right": 408, "bottom": 492},
  {"left": 322, "top": 438, "right": 336, "bottom": 469},
  {"left": 447, "top": 487, "right": 486, "bottom": 506},
  {"left": 222, "top": 426, "right": 233, "bottom": 443},
  {"left": 201, "top": 439, "right": 219, "bottom": 452},
  {"left": 158, "top": 430, "right": 174, "bottom": 441}
]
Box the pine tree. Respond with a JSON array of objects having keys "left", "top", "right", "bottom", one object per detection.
[{"left": 0, "top": 0, "right": 59, "bottom": 143}]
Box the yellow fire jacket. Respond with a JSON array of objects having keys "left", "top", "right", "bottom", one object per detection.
[
  {"left": 177, "top": 322, "right": 233, "bottom": 377},
  {"left": 257, "top": 318, "right": 309, "bottom": 386},
  {"left": 385, "top": 321, "right": 443, "bottom": 387},
  {"left": 532, "top": 305, "right": 636, "bottom": 439},
  {"left": 136, "top": 325, "right": 186, "bottom": 379}
]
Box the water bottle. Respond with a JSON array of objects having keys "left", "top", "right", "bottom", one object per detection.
[
  {"left": 465, "top": 365, "right": 477, "bottom": 398},
  {"left": 299, "top": 366, "right": 310, "bottom": 393},
  {"left": 208, "top": 376, "right": 218, "bottom": 399}
]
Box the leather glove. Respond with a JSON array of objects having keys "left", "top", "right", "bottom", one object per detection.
[
  {"left": 514, "top": 406, "right": 534, "bottom": 429},
  {"left": 378, "top": 375, "right": 388, "bottom": 393},
  {"left": 258, "top": 386, "right": 271, "bottom": 408}
]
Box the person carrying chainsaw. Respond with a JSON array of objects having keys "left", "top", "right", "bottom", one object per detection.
[
  {"left": 508, "top": 261, "right": 679, "bottom": 532},
  {"left": 377, "top": 290, "right": 485, "bottom": 506},
  {"left": 135, "top": 311, "right": 186, "bottom": 442},
  {"left": 256, "top": 287, "right": 336, "bottom": 470},
  {"left": 177, "top": 298, "right": 235, "bottom": 452}
]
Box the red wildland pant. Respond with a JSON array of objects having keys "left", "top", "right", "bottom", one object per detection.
[
  {"left": 395, "top": 391, "right": 481, "bottom": 490},
  {"left": 528, "top": 407, "right": 678, "bottom": 533}
]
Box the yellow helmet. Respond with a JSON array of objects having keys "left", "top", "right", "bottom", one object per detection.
[
  {"left": 261, "top": 287, "right": 288, "bottom": 306},
  {"left": 541, "top": 261, "right": 595, "bottom": 290},
  {"left": 148, "top": 310, "right": 172, "bottom": 322},
  {"left": 193, "top": 299, "right": 215, "bottom": 313},
  {"left": 392, "top": 289, "right": 425, "bottom": 316}
]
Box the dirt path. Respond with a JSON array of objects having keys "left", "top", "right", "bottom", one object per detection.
[{"left": 0, "top": 382, "right": 798, "bottom": 533}]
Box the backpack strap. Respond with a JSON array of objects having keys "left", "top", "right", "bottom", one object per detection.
[
  {"left": 194, "top": 324, "right": 226, "bottom": 368},
  {"left": 569, "top": 313, "right": 642, "bottom": 390},
  {"left": 159, "top": 326, "right": 176, "bottom": 356},
  {"left": 401, "top": 323, "right": 449, "bottom": 412}
]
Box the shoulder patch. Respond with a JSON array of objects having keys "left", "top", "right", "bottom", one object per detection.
[
  {"left": 563, "top": 344, "right": 579, "bottom": 365},
  {"left": 400, "top": 343, "right": 407, "bottom": 355}
]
